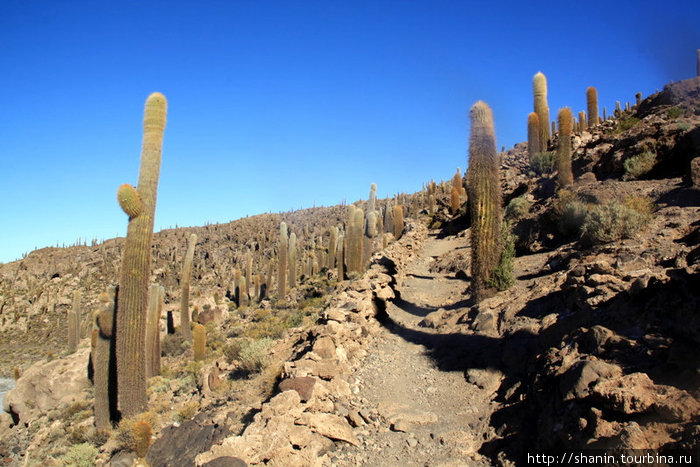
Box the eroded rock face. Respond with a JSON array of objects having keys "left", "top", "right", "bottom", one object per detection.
[{"left": 2, "top": 347, "right": 91, "bottom": 424}]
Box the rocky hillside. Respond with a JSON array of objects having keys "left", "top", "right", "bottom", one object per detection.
[{"left": 0, "top": 77, "right": 699, "bottom": 466}]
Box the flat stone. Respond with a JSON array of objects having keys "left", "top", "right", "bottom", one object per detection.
[{"left": 299, "top": 413, "right": 360, "bottom": 446}]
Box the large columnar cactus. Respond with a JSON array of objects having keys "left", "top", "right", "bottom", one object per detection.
[
  {"left": 288, "top": 232, "right": 297, "bottom": 288},
  {"left": 557, "top": 107, "right": 574, "bottom": 187},
  {"left": 68, "top": 290, "right": 81, "bottom": 353},
  {"left": 527, "top": 112, "right": 540, "bottom": 162},
  {"left": 145, "top": 284, "right": 164, "bottom": 379},
  {"left": 383, "top": 200, "right": 394, "bottom": 234},
  {"left": 116, "top": 92, "right": 167, "bottom": 417},
  {"left": 368, "top": 183, "right": 377, "bottom": 214},
  {"left": 533, "top": 72, "right": 550, "bottom": 152},
  {"left": 245, "top": 251, "right": 253, "bottom": 298},
  {"left": 352, "top": 208, "right": 364, "bottom": 274},
  {"left": 94, "top": 285, "right": 117, "bottom": 430},
  {"left": 578, "top": 111, "right": 587, "bottom": 132},
  {"left": 364, "top": 211, "right": 377, "bottom": 267},
  {"left": 180, "top": 233, "right": 197, "bottom": 342},
  {"left": 586, "top": 86, "right": 599, "bottom": 127},
  {"left": 328, "top": 226, "right": 338, "bottom": 269},
  {"left": 466, "top": 101, "right": 503, "bottom": 302},
  {"left": 393, "top": 205, "right": 404, "bottom": 240},
  {"left": 278, "top": 222, "right": 288, "bottom": 299},
  {"left": 337, "top": 233, "right": 345, "bottom": 280}
]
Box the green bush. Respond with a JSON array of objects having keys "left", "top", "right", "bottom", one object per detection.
[
  {"left": 487, "top": 223, "right": 516, "bottom": 291},
  {"left": 581, "top": 200, "right": 650, "bottom": 244},
  {"left": 161, "top": 333, "right": 187, "bottom": 357},
  {"left": 224, "top": 337, "right": 274, "bottom": 373},
  {"left": 530, "top": 151, "right": 556, "bottom": 175},
  {"left": 614, "top": 116, "right": 640, "bottom": 134},
  {"left": 60, "top": 443, "right": 99, "bottom": 467},
  {"left": 623, "top": 151, "right": 656, "bottom": 180},
  {"left": 558, "top": 200, "right": 588, "bottom": 236},
  {"left": 505, "top": 196, "right": 532, "bottom": 220},
  {"left": 666, "top": 106, "right": 683, "bottom": 119}
]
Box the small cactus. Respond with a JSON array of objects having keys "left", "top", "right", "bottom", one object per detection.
[
  {"left": 586, "top": 86, "right": 598, "bottom": 127},
  {"left": 193, "top": 323, "right": 206, "bottom": 361},
  {"left": 557, "top": 107, "right": 574, "bottom": 187}
]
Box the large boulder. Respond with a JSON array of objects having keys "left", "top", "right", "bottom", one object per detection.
[{"left": 3, "top": 347, "right": 91, "bottom": 424}]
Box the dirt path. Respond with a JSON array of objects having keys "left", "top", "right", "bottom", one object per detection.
[{"left": 325, "top": 232, "right": 496, "bottom": 467}]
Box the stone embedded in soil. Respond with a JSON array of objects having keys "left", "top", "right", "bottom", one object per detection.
[{"left": 299, "top": 412, "right": 360, "bottom": 446}]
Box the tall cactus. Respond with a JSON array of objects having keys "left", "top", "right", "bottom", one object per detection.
[
  {"left": 192, "top": 323, "right": 206, "bottom": 361},
  {"left": 466, "top": 101, "right": 503, "bottom": 302},
  {"left": 68, "top": 290, "right": 81, "bottom": 353},
  {"left": 337, "top": 233, "right": 345, "bottom": 281},
  {"left": 180, "top": 233, "right": 197, "bottom": 342},
  {"left": 288, "top": 232, "right": 297, "bottom": 288},
  {"left": 393, "top": 205, "right": 404, "bottom": 240},
  {"left": 145, "top": 284, "right": 164, "bottom": 379},
  {"left": 278, "top": 222, "right": 288, "bottom": 299},
  {"left": 368, "top": 183, "right": 377, "bottom": 214},
  {"left": 557, "top": 107, "right": 574, "bottom": 187},
  {"left": 533, "top": 72, "right": 550, "bottom": 152},
  {"left": 527, "top": 112, "right": 540, "bottom": 163},
  {"left": 578, "top": 111, "right": 587, "bottom": 132},
  {"left": 116, "top": 92, "right": 166, "bottom": 417},
  {"left": 328, "top": 226, "right": 338, "bottom": 270},
  {"left": 586, "top": 86, "right": 598, "bottom": 127},
  {"left": 94, "top": 285, "right": 117, "bottom": 430}
]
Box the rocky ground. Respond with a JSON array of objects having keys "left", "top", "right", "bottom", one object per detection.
[{"left": 1, "top": 77, "right": 699, "bottom": 466}]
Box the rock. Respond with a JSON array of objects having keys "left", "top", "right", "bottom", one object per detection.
[
  {"left": 261, "top": 390, "right": 304, "bottom": 419},
  {"left": 439, "top": 430, "right": 481, "bottom": 456},
  {"left": 3, "top": 347, "right": 91, "bottom": 423},
  {"left": 202, "top": 457, "right": 247, "bottom": 467},
  {"left": 472, "top": 311, "right": 496, "bottom": 334},
  {"left": 279, "top": 376, "right": 316, "bottom": 402},
  {"left": 378, "top": 402, "right": 438, "bottom": 431},
  {"left": 577, "top": 326, "right": 615, "bottom": 355},
  {"left": 592, "top": 373, "right": 657, "bottom": 414},
  {"left": 346, "top": 410, "right": 365, "bottom": 427},
  {"left": 578, "top": 172, "right": 597, "bottom": 184},
  {"left": 325, "top": 309, "right": 347, "bottom": 323},
  {"left": 418, "top": 308, "right": 444, "bottom": 328},
  {"left": 147, "top": 419, "right": 230, "bottom": 467},
  {"left": 108, "top": 450, "right": 137, "bottom": 467},
  {"left": 559, "top": 360, "right": 623, "bottom": 401},
  {"left": 0, "top": 411, "right": 13, "bottom": 439},
  {"left": 465, "top": 368, "right": 503, "bottom": 395},
  {"left": 312, "top": 336, "right": 336, "bottom": 360},
  {"left": 299, "top": 413, "right": 360, "bottom": 446},
  {"left": 691, "top": 157, "right": 700, "bottom": 188},
  {"left": 198, "top": 306, "right": 225, "bottom": 325}
]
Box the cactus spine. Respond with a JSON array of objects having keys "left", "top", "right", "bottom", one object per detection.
[
  {"left": 557, "top": 107, "right": 574, "bottom": 187},
  {"left": 193, "top": 323, "right": 206, "bottom": 361},
  {"left": 116, "top": 92, "right": 166, "bottom": 417},
  {"left": 533, "top": 72, "right": 550, "bottom": 152},
  {"left": 180, "top": 233, "right": 197, "bottom": 341},
  {"left": 467, "top": 101, "right": 502, "bottom": 302},
  {"left": 586, "top": 86, "right": 598, "bottom": 127},
  {"left": 68, "top": 290, "right": 81, "bottom": 353},
  {"left": 527, "top": 112, "right": 540, "bottom": 162},
  {"left": 145, "top": 284, "right": 163, "bottom": 379},
  {"left": 278, "top": 222, "right": 288, "bottom": 299}
]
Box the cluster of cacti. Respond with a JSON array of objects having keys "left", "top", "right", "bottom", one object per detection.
[
  {"left": 467, "top": 101, "right": 503, "bottom": 302},
  {"left": 180, "top": 233, "right": 197, "bottom": 341},
  {"left": 68, "top": 290, "right": 81, "bottom": 353},
  {"left": 557, "top": 107, "right": 574, "bottom": 187},
  {"left": 533, "top": 72, "right": 550, "bottom": 152},
  {"left": 115, "top": 92, "right": 167, "bottom": 418}
]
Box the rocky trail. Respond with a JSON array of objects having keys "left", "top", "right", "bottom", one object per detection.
[{"left": 328, "top": 232, "right": 496, "bottom": 466}]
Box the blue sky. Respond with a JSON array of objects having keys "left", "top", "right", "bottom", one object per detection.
[{"left": 1, "top": 0, "right": 698, "bottom": 263}]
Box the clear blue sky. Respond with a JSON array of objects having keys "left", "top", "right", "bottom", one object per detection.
[{"left": 1, "top": 0, "right": 698, "bottom": 263}]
